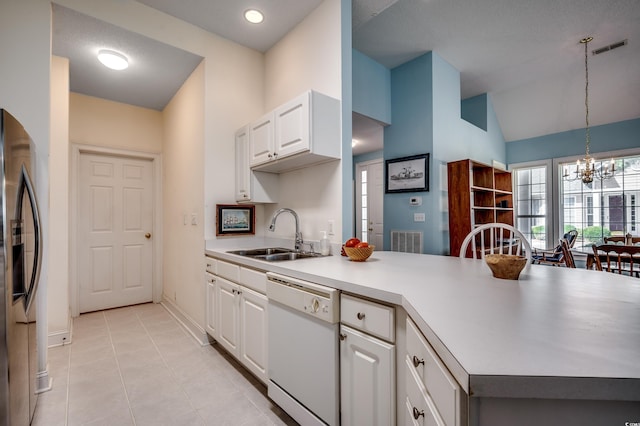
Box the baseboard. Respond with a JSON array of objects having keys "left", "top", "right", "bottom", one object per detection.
[
  {"left": 161, "top": 297, "right": 208, "bottom": 346},
  {"left": 48, "top": 329, "right": 71, "bottom": 348}
]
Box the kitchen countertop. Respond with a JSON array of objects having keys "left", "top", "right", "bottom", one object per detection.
[{"left": 205, "top": 242, "right": 640, "bottom": 401}]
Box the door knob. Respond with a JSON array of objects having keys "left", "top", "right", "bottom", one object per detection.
[{"left": 145, "top": 233, "right": 151, "bottom": 239}]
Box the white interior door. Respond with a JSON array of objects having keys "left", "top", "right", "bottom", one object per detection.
[
  {"left": 78, "top": 153, "right": 154, "bottom": 313},
  {"left": 356, "top": 160, "right": 384, "bottom": 248}
]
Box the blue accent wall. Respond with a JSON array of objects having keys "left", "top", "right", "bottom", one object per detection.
[
  {"left": 506, "top": 118, "right": 640, "bottom": 164},
  {"left": 461, "top": 94, "right": 488, "bottom": 131},
  {"left": 383, "top": 53, "right": 434, "bottom": 252},
  {"left": 352, "top": 49, "right": 392, "bottom": 125},
  {"left": 382, "top": 52, "right": 506, "bottom": 254}
]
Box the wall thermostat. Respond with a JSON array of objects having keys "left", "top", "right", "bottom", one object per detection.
[{"left": 409, "top": 196, "right": 422, "bottom": 206}]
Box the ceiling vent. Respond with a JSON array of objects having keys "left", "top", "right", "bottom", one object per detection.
[{"left": 592, "top": 39, "right": 628, "bottom": 55}]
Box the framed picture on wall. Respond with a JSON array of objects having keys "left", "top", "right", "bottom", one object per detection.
[
  {"left": 385, "top": 153, "right": 429, "bottom": 193},
  {"left": 216, "top": 204, "right": 255, "bottom": 236}
]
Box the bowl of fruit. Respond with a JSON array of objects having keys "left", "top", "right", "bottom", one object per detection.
[{"left": 341, "top": 238, "right": 375, "bottom": 262}]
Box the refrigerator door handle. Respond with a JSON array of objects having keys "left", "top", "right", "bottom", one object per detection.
[{"left": 15, "top": 164, "right": 42, "bottom": 315}]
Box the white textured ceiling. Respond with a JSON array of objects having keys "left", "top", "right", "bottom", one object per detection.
[{"left": 52, "top": 0, "right": 640, "bottom": 145}]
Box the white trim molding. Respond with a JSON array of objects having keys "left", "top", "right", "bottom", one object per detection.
[{"left": 161, "top": 297, "right": 209, "bottom": 346}]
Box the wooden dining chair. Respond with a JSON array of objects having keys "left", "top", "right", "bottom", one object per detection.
[
  {"left": 603, "top": 236, "right": 640, "bottom": 245},
  {"left": 591, "top": 244, "right": 640, "bottom": 277},
  {"left": 459, "top": 223, "right": 532, "bottom": 261},
  {"left": 559, "top": 238, "right": 576, "bottom": 268}
]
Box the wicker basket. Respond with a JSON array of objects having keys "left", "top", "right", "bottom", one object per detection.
[
  {"left": 343, "top": 245, "right": 375, "bottom": 262},
  {"left": 484, "top": 254, "right": 527, "bottom": 280}
]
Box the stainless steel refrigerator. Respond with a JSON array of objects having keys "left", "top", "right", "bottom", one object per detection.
[{"left": 0, "top": 109, "right": 42, "bottom": 425}]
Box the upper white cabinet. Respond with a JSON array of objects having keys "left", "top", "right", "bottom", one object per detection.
[
  {"left": 235, "top": 126, "right": 278, "bottom": 203},
  {"left": 248, "top": 90, "right": 341, "bottom": 173}
]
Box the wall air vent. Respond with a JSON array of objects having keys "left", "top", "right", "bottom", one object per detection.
[{"left": 592, "top": 39, "right": 628, "bottom": 55}]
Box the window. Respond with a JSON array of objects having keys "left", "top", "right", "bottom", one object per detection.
[
  {"left": 560, "top": 154, "right": 640, "bottom": 249},
  {"left": 513, "top": 164, "right": 548, "bottom": 249},
  {"left": 361, "top": 169, "right": 368, "bottom": 243}
]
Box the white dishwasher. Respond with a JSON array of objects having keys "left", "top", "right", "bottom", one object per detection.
[{"left": 266, "top": 272, "right": 340, "bottom": 426}]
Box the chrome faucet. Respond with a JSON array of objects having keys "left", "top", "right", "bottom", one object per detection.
[{"left": 269, "top": 208, "right": 303, "bottom": 251}]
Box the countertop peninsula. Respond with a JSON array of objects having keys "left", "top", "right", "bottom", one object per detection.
[{"left": 205, "top": 242, "right": 640, "bottom": 402}]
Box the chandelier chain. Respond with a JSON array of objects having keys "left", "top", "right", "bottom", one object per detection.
[{"left": 584, "top": 37, "right": 590, "bottom": 158}]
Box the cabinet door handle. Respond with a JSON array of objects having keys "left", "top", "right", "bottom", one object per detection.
[
  {"left": 268, "top": 153, "right": 273, "bottom": 159},
  {"left": 273, "top": 152, "right": 278, "bottom": 158},
  {"left": 413, "top": 407, "right": 424, "bottom": 420},
  {"left": 356, "top": 312, "right": 365, "bottom": 320},
  {"left": 412, "top": 355, "right": 425, "bottom": 368},
  {"left": 339, "top": 333, "right": 347, "bottom": 341}
]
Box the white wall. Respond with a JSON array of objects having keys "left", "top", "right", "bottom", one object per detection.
[
  {"left": 49, "top": 55, "right": 71, "bottom": 346},
  {"left": 69, "top": 93, "right": 163, "bottom": 153},
  {"left": 263, "top": 0, "right": 344, "bottom": 245},
  {"left": 0, "top": 0, "right": 52, "bottom": 385},
  {"left": 53, "top": 0, "right": 264, "bottom": 330},
  {"left": 162, "top": 61, "right": 204, "bottom": 320}
]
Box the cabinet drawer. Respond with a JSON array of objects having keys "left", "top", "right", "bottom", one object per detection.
[
  {"left": 204, "top": 256, "right": 216, "bottom": 275},
  {"left": 406, "top": 319, "right": 460, "bottom": 426},
  {"left": 341, "top": 294, "right": 395, "bottom": 342},
  {"left": 239, "top": 267, "right": 266, "bottom": 294},
  {"left": 405, "top": 357, "right": 443, "bottom": 426},
  {"left": 217, "top": 260, "right": 239, "bottom": 282}
]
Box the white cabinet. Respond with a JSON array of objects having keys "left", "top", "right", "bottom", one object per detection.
[
  {"left": 404, "top": 318, "right": 464, "bottom": 426},
  {"left": 248, "top": 90, "right": 341, "bottom": 173},
  {"left": 248, "top": 112, "right": 275, "bottom": 166},
  {"left": 217, "top": 276, "right": 240, "bottom": 357},
  {"left": 205, "top": 259, "right": 269, "bottom": 384},
  {"left": 205, "top": 257, "right": 217, "bottom": 338},
  {"left": 340, "top": 324, "right": 395, "bottom": 426},
  {"left": 239, "top": 287, "right": 268, "bottom": 381},
  {"left": 235, "top": 125, "right": 278, "bottom": 203},
  {"left": 340, "top": 294, "right": 396, "bottom": 426},
  {"left": 205, "top": 273, "right": 217, "bottom": 338}
]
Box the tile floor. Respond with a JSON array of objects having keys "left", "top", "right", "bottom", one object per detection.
[{"left": 32, "top": 303, "right": 297, "bottom": 426}]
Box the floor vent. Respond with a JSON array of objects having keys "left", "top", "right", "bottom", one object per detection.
[{"left": 390, "top": 230, "right": 423, "bottom": 254}]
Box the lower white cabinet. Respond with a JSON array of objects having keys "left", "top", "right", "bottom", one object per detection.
[
  {"left": 404, "top": 318, "right": 463, "bottom": 426},
  {"left": 239, "top": 286, "right": 268, "bottom": 381},
  {"left": 217, "top": 276, "right": 241, "bottom": 356},
  {"left": 340, "top": 325, "right": 395, "bottom": 425},
  {"left": 211, "top": 272, "right": 268, "bottom": 384},
  {"left": 340, "top": 292, "right": 396, "bottom": 426},
  {"left": 205, "top": 272, "right": 216, "bottom": 337}
]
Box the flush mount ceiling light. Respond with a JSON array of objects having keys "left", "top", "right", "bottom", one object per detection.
[
  {"left": 97, "top": 49, "right": 129, "bottom": 70},
  {"left": 244, "top": 9, "right": 264, "bottom": 24}
]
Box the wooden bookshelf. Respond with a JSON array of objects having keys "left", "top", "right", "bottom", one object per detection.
[{"left": 447, "top": 159, "right": 514, "bottom": 257}]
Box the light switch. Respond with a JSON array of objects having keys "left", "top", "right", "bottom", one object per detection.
[
  {"left": 191, "top": 213, "right": 198, "bottom": 225},
  {"left": 414, "top": 212, "right": 425, "bottom": 222}
]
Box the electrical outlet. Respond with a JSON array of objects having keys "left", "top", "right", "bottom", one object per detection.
[
  {"left": 328, "top": 220, "right": 335, "bottom": 236},
  {"left": 414, "top": 212, "right": 425, "bottom": 222}
]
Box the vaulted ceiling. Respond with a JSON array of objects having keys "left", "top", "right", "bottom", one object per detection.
[{"left": 52, "top": 0, "right": 640, "bottom": 147}]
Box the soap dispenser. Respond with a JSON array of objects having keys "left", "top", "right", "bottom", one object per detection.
[{"left": 320, "top": 231, "right": 331, "bottom": 255}]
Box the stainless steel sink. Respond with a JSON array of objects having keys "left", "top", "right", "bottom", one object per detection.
[{"left": 227, "top": 247, "right": 325, "bottom": 261}]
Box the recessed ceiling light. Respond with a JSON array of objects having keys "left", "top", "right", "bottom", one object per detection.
[
  {"left": 352, "top": 139, "right": 358, "bottom": 147},
  {"left": 98, "top": 49, "right": 129, "bottom": 70},
  {"left": 244, "top": 9, "right": 264, "bottom": 24}
]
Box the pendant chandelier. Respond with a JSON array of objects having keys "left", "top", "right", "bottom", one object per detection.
[{"left": 563, "top": 36, "right": 616, "bottom": 185}]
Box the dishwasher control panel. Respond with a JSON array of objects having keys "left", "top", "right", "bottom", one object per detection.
[{"left": 266, "top": 272, "right": 339, "bottom": 323}]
